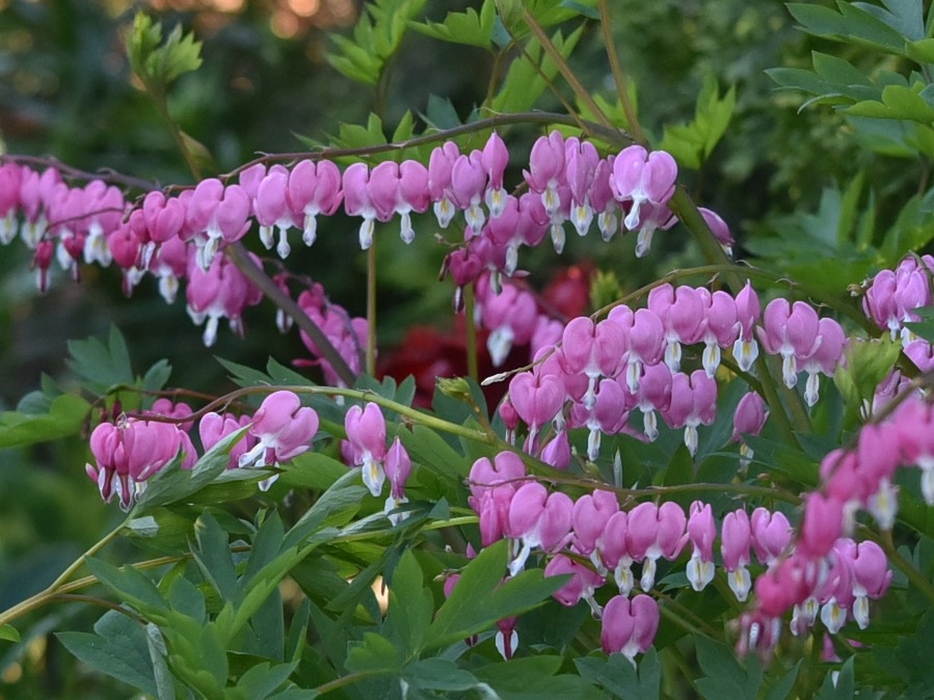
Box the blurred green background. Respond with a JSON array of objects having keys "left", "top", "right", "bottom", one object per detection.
[{"left": 0, "top": 0, "right": 929, "bottom": 695}]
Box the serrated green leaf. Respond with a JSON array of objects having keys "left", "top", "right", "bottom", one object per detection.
[
  {"left": 403, "top": 658, "right": 482, "bottom": 692},
  {"left": 847, "top": 83, "right": 934, "bottom": 122},
  {"left": 240, "top": 511, "right": 286, "bottom": 592},
  {"left": 908, "top": 37, "right": 934, "bottom": 63},
  {"left": 764, "top": 660, "right": 801, "bottom": 700},
  {"left": 345, "top": 631, "right": 401, "bottom": 674},
  {"left": 814, "top": 656, "right": 855, "bottom": 699},
  {"left": 192, "top": 511, "right": 238, "bottom": 601},
  {"left": 854, "top": 0, "right": 924, "bottom": 41},
  {"left": 385, "top": 549, "right": 433, "bottom": 657},
  {"left": 57, "top": 611, "right": 157, "bottom": 696},
  {"left": 66, "top": 327, "right": 135, "bottom": 391},
  {"left": 86, "top": 558, "right": 169, "bottom": 621},
  {"left": 410, "top": 1, "right": 495, "bottom": 49},
  {"left": 787, "top": 2, "right": 907, "bottom": 55},
  {"left": 236, "top": 660, "right": 297, "bottom": 698},
  {"left": 423, "top": 540, "right": 567, "bottom": 650},
  {"left": 575, "top": 650, "right": 661, "bottom": 700},
  {"left": 693, "top": 633, "right": 761, "bottom": 700}
]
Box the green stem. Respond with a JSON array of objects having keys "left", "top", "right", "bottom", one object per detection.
[
  {"left": 180, "top": 384, "right": 492, "bottom": 445},
  {"left": 520, "top": 9, "right": 616, "bottom": 131},
  {"left": 314, "top": 671, "right": 380, "bottom": 696},
  {"left": 223, "top": 112, "right": 632, "bottom": 182},
  {"left": 598, "top": 0, "right": 645, "bottom": 143},
  {"left": 0, "top": 518, "right": 128, "bottom": 626},
  {"left": 464, "top": 282, "right": 479, "bottom": 384},
  {"left": 367, "top": 242, "right": 377, "bottom": 377}
]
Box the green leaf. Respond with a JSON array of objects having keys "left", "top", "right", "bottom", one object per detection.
[
  {"left": 345, "top": 631, "right": 401, "bottom": 674},
  {"left": 198, "top": 624, "right": 229, "bottom": 686},
  {"left": 86, "top": 558, "right": 169, "bottom": 621},
  {"left": 423, "top": 540, "right": 566, "bottom": 650},
  {"left": 402, "top": 658, "right": 483, "bottom": 693},
  {"left": 57, "top": 611, "right": 158, "bottom": 696},
  {"left": 235, "top": 661, "right": 298, "bottom": 698},
  {"left": 125, "top": 12, "right": 202, "bottom": 88},
  {"left": 907, "top": 37, "right": 934, "bottom": 63},
  {"left": 693, "top": 633, "right": 761, "bottom": 700},
  {"left": 764, "top": 660, "right": 802, "bottom": 700},
  {"left": 281, "top": 452, "right": 351, "bottom": 491},
  {"left": 240, "top": 511, "right": 287, "bottom": 593},
  {"left": 855, "top": 0, "right": 924, "bottom": 41},
  {"left": 0, "top": 393, "right": 90, "bottom": 448},
  {"left": 659, "top": 75, "right": 736, "bottom": 169},
  {"left": 410, "top": 0, "right": 495, "bottom": 48},
  {"left": 575, "top": 650, "right": 661, "bottom": 700},
  {"left": 846, "top": 83, "right": 934, "bottom": 122},
  {"left": 814, "top": 656, "right": 855, "bottom": 699},
  {"left": 0, "top": 625, "right": 20, "bottom": 643},
  {"left": 192, "top": 511, "right": 238, "bottom": 601},
  {"left": 490, "top": 25, "right": 584, "bottom": 114},
  {"left": 65, "top": 326, "right": 135, "bottom": 391},
  {"left": 787, "top": 2, "right": 908, "bottom": 56},
  {"left": 385, "top": 549, "right": 433, "bottom": 657}
]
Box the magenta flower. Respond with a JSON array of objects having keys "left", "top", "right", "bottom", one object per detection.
[
  {"left": 481, "top": 131, "right": 509, "bottom": 217},
  {"left": 699, "top": 206, "right": 734, "bottom": 255},
  {"left": 558, "top": 316, "right": 626, "bottom": 410},
  {"left": 184, "top": 178, "right": 251, "bottom": 269},
  {"left": 721, "top": 509, "right": 753, "bottom": 601},
  {"left": 572, "top": 489, "right": 620, "bottom": 573},
  {"left": 508, "top": 371, "right": 566, "bottom": 449},
  {"left": 732, "top": 281, "right": 761, "bottom": 372},
  {"left": 199, "top": 411, "right": 255, "bottom": 470},
  {"left": 750, "top": 507, "right": 792, "bottom": 566},
  {"left": 631, "top": 361, "right": 672, "bottom": 442},
  {"left": 839, "top": 538, "right": 892, "bottom": 629},
  {"left": 428, "top": 141, "right": 461, "bottom": 228},
  {"left": 626, "top": 501, "right": 687, "bottom": 591},
  {"left": 758, "top": 298, "right": 821, "bottom": 388},
  {"left": 368, "top": 159, "right": 430, "bottom": 244},
  {"left": 383, "top": 437, "right": 412, "bottom": 524},
  {"left": 505, "top": 482, "right": 573, "bottom": 575},
  {"left": 601, "top": 594, "right": 660, "bottom": 665},
  {"left": 287, "top": 159, "right": 343, "bottom": 246},
  {"left": 86, "top": 419, "right": 194, "bottom": 510},
  {"left": 611, "top": 145, "right": 678, "bottom": 256},
  {"left": 544, "top": 553, "right": 604, "bottom": 613},
  {"left": 686, "top": 500, "right": 717, "bottom": 592},
  {"left": 342, "top": 162, "right": 380, "bottom": 249},
  {"left": 647, "top": 284, "right": 704, "bottom": 372},
  {"left": 697, "top": 288, "right": 738, "bottom": 377},
  {"left": 238, "top": 391, "right": 319, "bottom": 489},
  {"left": 479, "top": 281, "right": 538, "bottom": 366},
  {"left": 564, "top": 137, "right": 600, "bottom": 236},
  {"left": 254, "top": 165, "right": 298, "bottom": 258},
  {"left": 344, "top": 402, "right": 388, "bottom": 496},
  {"left": 732, "top": 391, "right": 768, "bottom": 471},
  {"left": 799, "top": 317, "right": 846, "bottom": 406},
  {"left": 662, "top": 370, "right": 717, "bottom": 456},
  {"left": 185, "top": 248, "right": 263, "bottom": 347}
]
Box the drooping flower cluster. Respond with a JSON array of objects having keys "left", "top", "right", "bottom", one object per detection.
[
  {"left": 0, "top": 133, "right": 688, "bottom": 356},
  {"left": 85, "top": 391, "right": 319, "bottom": 508},
  {"left": 497, "top": 280, "right": 845, "bottom": 463},
  {"left": 466, "top": 452, "right": 894, "bottom": 665}
]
